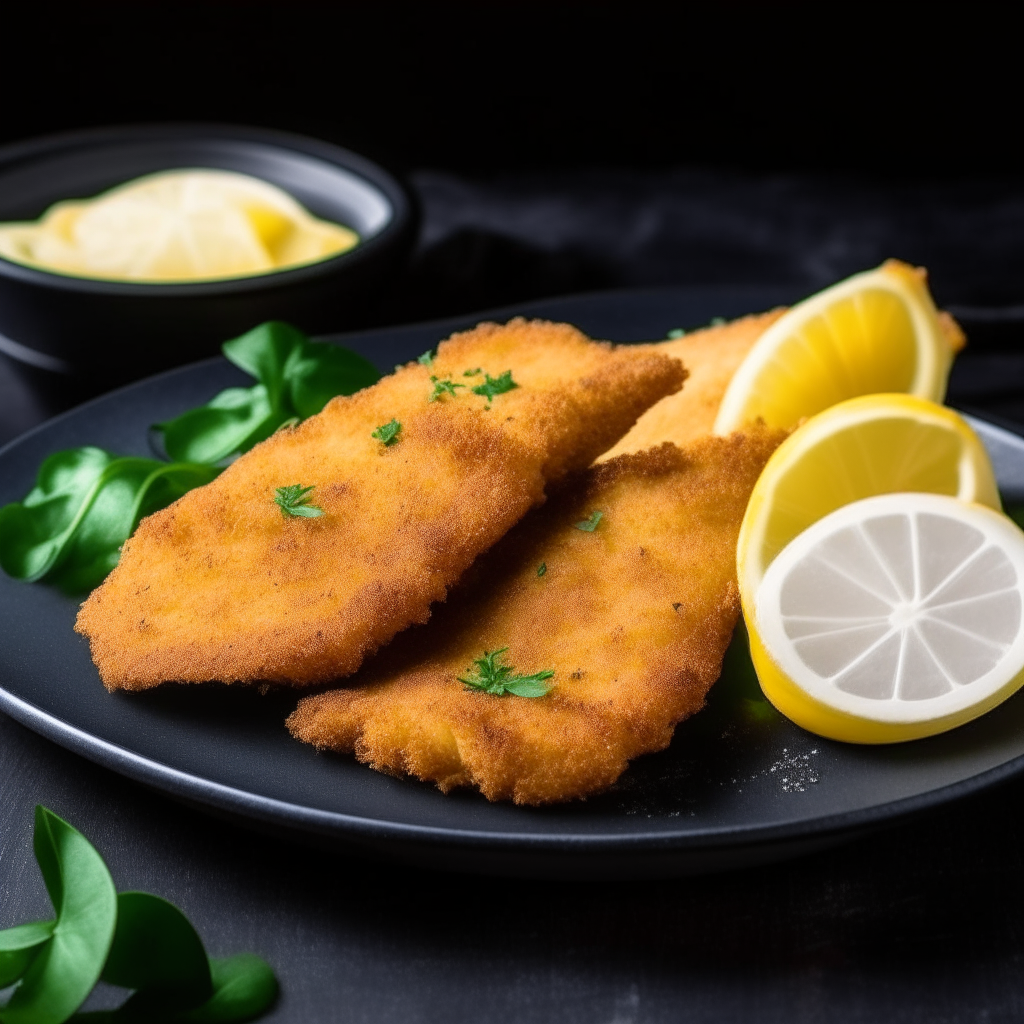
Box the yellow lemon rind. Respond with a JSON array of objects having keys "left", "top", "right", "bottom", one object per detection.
[{"left": 746, "top": 622, "right": 1024, "bottom": 744}]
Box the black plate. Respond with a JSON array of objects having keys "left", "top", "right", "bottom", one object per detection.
[{"left": 3, "top": 285, "right": 1024, "bottom": 880}]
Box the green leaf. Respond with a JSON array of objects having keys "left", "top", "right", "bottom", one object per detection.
[
  {"left": 172, "top": 955, "right": 277, "bottom": 1023},
  {"left": 537, "top": 562, "right": 547, "bottom": 577},
  {"left": 100, "top": 893, "right": 211, "bottom": 1012},
  {"left": 575, "top": 511, "right": 603, "bottom": 533},
  {"left": 0, "top": 922, "right": 55, "bottom": 988},
  {"left": 157, "top": 387, "right": 276, "bottom": 466},
  {"left": 1, "top": 807, "right": 117, "bottom": 1024},
  {"left": 221, "top": 322, "right": 301, "bottom": 416},
  {"left": 0, "top": 449, "right": 220, "bottom": 594},
  {"left": 156, "top": 322, "right": 379, "bottom": 464},
  {"left": 417, "top": 348, "right": 436, "bottom": 367},
  {"left": 284, "top": 341, "right": 379, "bottom": 419}
]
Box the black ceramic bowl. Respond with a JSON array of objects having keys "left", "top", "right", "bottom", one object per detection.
[{"left": 0, "top": 123, "right": 415, "bottom": 403}]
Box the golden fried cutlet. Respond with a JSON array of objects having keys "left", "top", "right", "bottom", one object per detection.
[
  {"left": 76, "top": 319, "right": 685, "bottom": 691},
  {"left": 287, "top": 430, "right": 783, "bottom": 804},
  {"left": 599, "top": 310, "right": 785, "bottom": 458}
]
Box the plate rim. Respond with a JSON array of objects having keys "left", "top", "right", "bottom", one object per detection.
[{"left": 4, "top": 682, "right": 1024, "bottom": 854}]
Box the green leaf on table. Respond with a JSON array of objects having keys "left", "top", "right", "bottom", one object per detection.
[
  {"left": 100, "top": 893, "right": 211, "bottom": 1013},
  {"left": 155, "top": 321, "right": 380, "bottom": 464},
  {"left": 172, "top": 955, "right": 278, "bottom": 1023},
  {"left": 1, "top": 807, "right": 117, "bottom": 1024},
  {"left": 0, "top": 921, "right": 55, "bottom": 988},
  {"left": 0, "top": 449, "right": 219, "bottom": 594}
]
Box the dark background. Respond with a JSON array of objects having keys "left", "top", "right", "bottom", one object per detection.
[
  {"left": 5, "top": 6, "right": 1024, "bottom": 1022},
  {"left": 4, "top": 3, "right": 1024, "bottom": 318}
]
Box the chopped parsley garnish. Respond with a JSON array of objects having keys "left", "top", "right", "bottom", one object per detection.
[
  {"left": 472, "top": 370, "right": 519, "bottom": 405},
  {"left": 463, "top": 367, "right": 483, "bottom": 376},
  {"left": 710, "top": 316, "right": 726, "bottom": 327},
  {"left": 575, "top": 510, "right": 603, "bottom": 532},
  {"left": 459, "top": 647, "right": 554, "bottom": 698},
  {"left": 537, "top": 562, "right": 547, "bottom": 577},
  {"left": 418, "top": 348, "right": 437, "bottom": 367},
  {"left": 667, "top": 327, "right": 686, "bottom": 339},
  {"left": 372, "top": 418, "right": 402, "bottom": 446},
  {"left": 429, "top": 375, "right": 466, "bottom": 401},
  {"left": 275, "top": 484, "right": 324, "bottom": 518}
]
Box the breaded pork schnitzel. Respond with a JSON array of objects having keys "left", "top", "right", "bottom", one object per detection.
[
  {"left": 288, "top": 430, "right": 782, "bottom": 804},
  {"left": 76, "top": 319, "right": 685, "bottom": 691}
]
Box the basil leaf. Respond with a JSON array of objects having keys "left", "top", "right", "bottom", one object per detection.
[
  {"left": 100, "top": 893, "right": 211, "bottom": 1013},
  {"left": 172, "top": 955, "right": 277, "bottom": 1023},
  {"left": 1, "top": 808, "right": 117, "bottom": 1024},
  {"left": 0, "top": 921, "right": 55, "bottom": 988},
  {"left": 157, "top": 387, "right": 276, "bottom": 465},
  {"left": 155, "top": 321, "right": 380, "bottom": 465},
  {"left": 0, "top": 450, "right": 219, "bottom": 594},
  {"left": 284, "top": 341, "right": 379, "bottom": 419},
  {"left": 221, "top": 322, "right": 301, "bottom": 416}
]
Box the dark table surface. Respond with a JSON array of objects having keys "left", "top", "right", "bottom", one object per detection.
[{"left": 6, "top": 170, "right": 1024, "bottom": 1021}]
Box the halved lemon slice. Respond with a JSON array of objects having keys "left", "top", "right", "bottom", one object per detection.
[
  {"left": 713, "top": 260, "right": 962, "bottom": 434},
  {"left": 738, "top": 394, "right": 1001, "bottom": 613},
  {"left": 751, "top": 493, "right": 1024, "bottom": 742}
]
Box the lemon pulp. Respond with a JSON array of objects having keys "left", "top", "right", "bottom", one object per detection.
[
  {"left": 751, "top": 494, "right": 1024, "bottom": 742},
  {"left": 0, "top": 169, "right": 359, "bottom": 283}
]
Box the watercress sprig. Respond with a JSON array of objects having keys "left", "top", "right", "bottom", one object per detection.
[{"left": 0, "top": 807, "right": 277, "bottom": 1024}]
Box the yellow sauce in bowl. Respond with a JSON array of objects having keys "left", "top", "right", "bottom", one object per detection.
[{"left": 0, "top": 169, "right": 359, "bottom": 283}]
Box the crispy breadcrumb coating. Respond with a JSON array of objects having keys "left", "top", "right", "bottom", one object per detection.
[
  {"left": 76, "top": 319, "right": 685, "bottom": 690},
  {"left": 288, "top": 430, "right": 783, "bottom": 804},
  {"left": 599, "top": 310, "right": 785, "bottom": 458}
]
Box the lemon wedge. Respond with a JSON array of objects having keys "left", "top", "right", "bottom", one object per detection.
[
  {"left": 750, "top": 493, "right": 1024, "bottom": 742},
  {"left": 713, "top": 260, "right": 962, "bottom": 434},
  {"left": 0, "top": 169, "right": 359, "bottom": 282}
]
